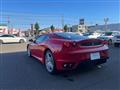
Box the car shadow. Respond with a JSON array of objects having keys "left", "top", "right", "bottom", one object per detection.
[
  {"left": 55, "top": 63, "right": 103, "bottom": 81},
  {"left": 1, "top": 46, "right": 119, "bottom": 89},
  {"left": 0, "top": 51, "right": 107, "bottom": 84}
]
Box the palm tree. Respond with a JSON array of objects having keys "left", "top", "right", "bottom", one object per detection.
[
  {"left": 50, "top": 25, "right": 55, "bottom": 32},
  {"left": 34, "top": 22, "right": 40, "bottom": 35},
  {"left": 64, "top": 24, "right": 68, "bottom": 32}
]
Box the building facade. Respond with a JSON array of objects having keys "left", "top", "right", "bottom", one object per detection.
[
  {"left": 71, "top": 24, "right": 88, "bottom": 33},
  {"left": 71, "top": 19, "right": 88, "bottom": 33},
  {"left": 0, "top": 24, "right": 8, "bottom": 34}
]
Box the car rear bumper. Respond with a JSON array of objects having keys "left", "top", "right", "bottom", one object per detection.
[
  {"left": 55, "top": 54, "right": 109, "bottom": 71},
  {"left": 54, "top": 45, "right": 109, "bottom": 70},
  {"left": 79, "top": 58, "right": 108, "bottom": 66}
]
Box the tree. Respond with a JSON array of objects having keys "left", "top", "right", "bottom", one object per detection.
[
  {"left": 50, "top": 25, "right": 55, "bottom": 32},
  {"left": 34, "top": 22, "right": 40, "bottom": 35},
  {"left": 64, "top": 24, "right": 68, "bottom": 32}
]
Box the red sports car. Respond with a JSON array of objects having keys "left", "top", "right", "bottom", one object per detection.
[{"left": 27, "top": 32, "right": 109, "bottom": 74}]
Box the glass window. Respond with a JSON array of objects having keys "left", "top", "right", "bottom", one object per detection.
[
  {"left": 55, "top": 32, "right": 87, "bottom": 40},
  {"left": 79, "top": 26, "right": 81, "bottom": 28},
  {"left": 36, "top": 35, "right": 49, "bottom": 43},
  {"left": 9, "top": 35, "right": 14, "bottom": 37},
  {"left": 1, "top": 35, "right": 14, "bottom": 37},
  {"left": 113, "top": 32, "right": 120, "bottom": 35}
]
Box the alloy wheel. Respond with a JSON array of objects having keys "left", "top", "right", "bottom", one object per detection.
[{"left": 45, "top": 50, "right": 55, "bottom": 73}]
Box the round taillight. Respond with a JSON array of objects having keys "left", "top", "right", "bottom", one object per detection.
[{"left": 63, "top": 42, "right": 70, "bottom": 47}]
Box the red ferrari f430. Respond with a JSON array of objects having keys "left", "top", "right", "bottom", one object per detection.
[{"left": 27, "top": 32, "right": 109, "bottom": 74}]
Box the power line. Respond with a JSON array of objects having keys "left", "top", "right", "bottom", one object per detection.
[{"left": 2, "top": 12, "right": 63, "bottom": 17}]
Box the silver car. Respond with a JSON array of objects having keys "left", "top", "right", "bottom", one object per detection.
[
  {"left": 113, "top": 35, "right": 120, "bottom": 47},
  {"left": 97, "top": 31, "right": 120, "bottom": 44}
]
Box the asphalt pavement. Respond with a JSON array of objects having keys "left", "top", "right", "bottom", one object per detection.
[{"left": 0, "top": 44, "right": 120, "bottom": 90}]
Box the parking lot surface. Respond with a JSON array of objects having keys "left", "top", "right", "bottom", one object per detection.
[{"left": 0, "top": 44, "right": 120, "bottom": 90}]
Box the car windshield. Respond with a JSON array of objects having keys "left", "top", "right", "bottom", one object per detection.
[{"left": 55, "top": 32, "right": 87, "bottom": 40}]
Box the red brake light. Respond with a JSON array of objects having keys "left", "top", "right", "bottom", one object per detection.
[
  {"left": 63, "top": 42, "right": 70, "bottom": 47},
  {"left": 63, "top": 42, "right": 77, "bottom": 48}
]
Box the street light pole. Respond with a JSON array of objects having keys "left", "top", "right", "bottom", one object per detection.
[
  {"left": 7, "top": 16, "right": 10, "bottom": 34},
  {"left": 67, "top": 24, "right": 71, "bottom": 32},
  {"left": 104, "top": 18, "right": 109, "bottom": 31}
]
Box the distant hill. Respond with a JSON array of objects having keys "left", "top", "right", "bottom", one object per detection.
[{"left": 88, "top": 23, "right": 120, "bottom": 32}]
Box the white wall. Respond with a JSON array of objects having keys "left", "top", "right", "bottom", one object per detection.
[{"left": 0, "top": 26, "right": 8, "bottom": 34}]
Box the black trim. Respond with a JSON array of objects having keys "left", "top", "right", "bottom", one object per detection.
[{"left": 79, "top": 58, "right": 108, "bottom": 66}]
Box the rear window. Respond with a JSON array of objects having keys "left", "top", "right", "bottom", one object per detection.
[{"left": 55, "top": 32, "right": 87, "bottom": 40}]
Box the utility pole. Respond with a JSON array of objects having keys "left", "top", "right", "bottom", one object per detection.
[
  {"left": 7, "top": 16, "right": 10, "bottom": 34},
  {"left": 31, "top": 24, "right": 34, "bottom": 37},
  {"left": 104, "top": 18, "right": 109, "bottom": 31},
  {"left": 95, "top": 24, "right": 98, "bottom": 31},
  {"left": 67, "top": 24, "right": 71, "bottom": 32}
]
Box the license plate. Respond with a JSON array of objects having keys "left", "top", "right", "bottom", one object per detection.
[{"left": 90, "top": 52, "right": 100, "bottom": 60}]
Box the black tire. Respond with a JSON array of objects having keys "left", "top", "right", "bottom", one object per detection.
[
  {"left": 114, "top": 43, "right": 119, "bottom": 47},
  {"left": 0, "top": 40, "right": 3, "bottom": 44},
  {"left": 108, "top": 39, "right": 112, "bottom": 45},
  {"left": 44, "top": 50, "right": 56, "bottom": 74},
  {"left": 19, "top": 39, "right": 25, "bottom": 43},
  {"left": 27, "top": 46, "right": 32, "bottom": 57}
]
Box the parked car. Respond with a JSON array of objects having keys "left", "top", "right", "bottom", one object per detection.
[
  {"left": 97, "top": 31, "right": 120, "bottom": 44},
  {"left": 0, "top": 34, "right": 27, "bottom": 44},
  {"left": 83, "top": 32, "right": 103, "bottom": 39},
  {"left": 27, "top": 32, "right": 109, "bottom": 74},
  {"left": 88, "top": 32, "right": 102, "bottom": 39},
  {"left": 112, "top": 35, "right": 120, "bottom": 47}
]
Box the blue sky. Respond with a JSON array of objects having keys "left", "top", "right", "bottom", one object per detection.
[{"left": 1, "top": 0, "right": 120, "bottom": 29}]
